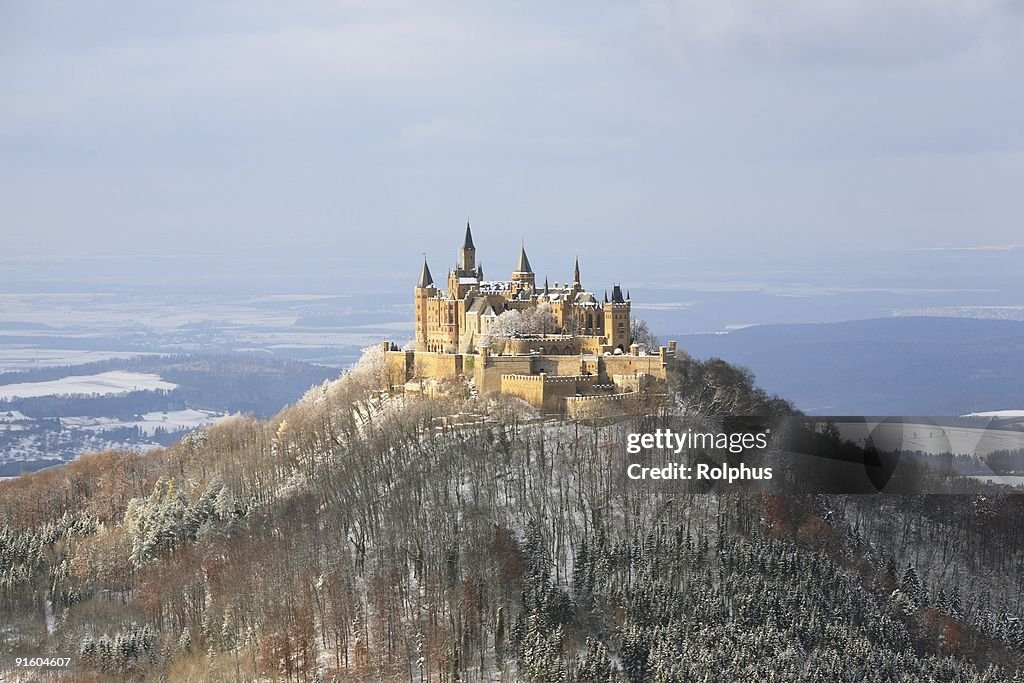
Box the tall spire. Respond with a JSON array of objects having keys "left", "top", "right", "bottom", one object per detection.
[
  {"left": 514, "top": 240, "right": 533, "bottom": 274},
  {"left": 544, "top": 277, "right": 549, "bottom": 295},
  {"left": 416, "top": 256, "right": 434, "bottom": 288},
  {"left": 573, "top": 256, "right": 581, "bottom": 286},
  {"left": 460, "top": 220, "right": 476, "bottom": 271}
]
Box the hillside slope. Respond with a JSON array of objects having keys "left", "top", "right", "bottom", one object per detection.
[{"left": 1, "top": 348, "right": 1022, "bottom": 681}]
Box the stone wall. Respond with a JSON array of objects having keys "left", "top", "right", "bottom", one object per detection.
[
  {"left": 534, "top": 354, "right": 586, "bottom": 377},
  {"left": 475, "top": 355, "right": 533, "bottom": 395},
  {"left": 415, "top": 351, "right": 463, "bottom": 380},
  {"left": 384, "top": 348, "right": 465, "bottom": 387},
  {"left": 382, "top": 339, "right": 678, "bottom": 410},
  {"left": 500, "top": 373, "right": 598, "bottom": 413},
  {"left": 602, "top": 354, "right": 668, "bottom": 381},
  {"left": 565, "top": 392, "right": 642, "bottom": 419},
  {"left": 384, "top": 350, "right": 415, "bottom": 388}
]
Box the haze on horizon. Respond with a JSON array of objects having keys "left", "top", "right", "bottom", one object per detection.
[{"left": 1, "top": 1, "right": 1023, "bottom": 295}]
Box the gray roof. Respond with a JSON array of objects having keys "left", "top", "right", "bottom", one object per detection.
[
  {"left": 416, "top": 258, "right": 434, "bottom": 288},
  {"left": 467, "top": 297, "right": 492, "bottom": 315},
  {"left": 463, "top": 221, "right": 475, "bottom": 250},
  {"left": 514, "top": 243, "right": 533, "bottom": 273}
]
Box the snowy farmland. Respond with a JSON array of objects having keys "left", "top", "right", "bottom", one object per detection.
[
  {"left": 61, "top": 409, "right": 226, "bottom": 437},
  {"left": 0, "top": 371, "right": 177, "bottom": 400}
]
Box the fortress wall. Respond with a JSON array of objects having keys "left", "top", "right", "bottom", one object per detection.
[
  {"left": 578, "top": 336, "right": 605, "bottom": 354},
  {"left": 611, "top": 373, "right": 655, "bottom": 394},
  {"left": 413, "top": 351, "right": 464, "bottom": 380},
  {"left": 565, "top": 392, "right": 641, "bottom": 419},
  {"left": 384, "top": 350, "right": 415, "bottom": 388},
  {"left": 475, "top": 355, "right": 533, "bottom": 395},
  {"left": 504, "top": 337, "right": 581, "bottom": 356},
  {"left": 535, "top": 355, "right": 585, "bottom": 376},
  {"left": 500, "top": 373, "right": 597, "bottom": 413},
  {"left": 499, "top": 374, "right": 547, "bottom": 409},
  {"left": 500, "top": 336, "right": 608, "bottom": 356},
  {"left": 602, "top": 355, "right": 667, "bottom": 381}
]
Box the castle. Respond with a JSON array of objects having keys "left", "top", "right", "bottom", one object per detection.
[{"left": 383, "top": 222, "right": 677, "bottom": 415}]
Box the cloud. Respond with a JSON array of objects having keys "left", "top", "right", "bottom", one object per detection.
[
  {"left": 0, "top": 4, "right": 587, "bottom": 131},
  {"left": 643, "top": 0, "right": 1024, "bottom": 68}
]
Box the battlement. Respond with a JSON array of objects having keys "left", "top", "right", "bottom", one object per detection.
[
  {"left": 382, "top": 341, "right": 677, "bottom": 414},
  {"left": 501, "top": 373, "right": 595, "bottom": 385},
  {"left": 565, "top": 391, "right": 642, "bottom": 419},
  {"left": 500, "top": 372, "right": 599, "bottom": 413}
]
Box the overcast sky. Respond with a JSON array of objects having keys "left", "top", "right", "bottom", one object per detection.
[{"left": 2, "top": 1, "right": 1023, "bottom": 285}]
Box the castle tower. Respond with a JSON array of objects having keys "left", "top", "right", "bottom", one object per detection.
[
  {"left": 460, "top": 221, "right": 476, "bottom": 271},
  {"left": 414, "top": 256, "right": 435, "bottom": 351},
  {"left": 449, "top": 221, "right": 481, "bottom": 300},
  {"left": 603, "top": 283, "right": 630, "bottom": 351},
  {"left": 511, "top": 241, "right": 535, "bottom": 293},
  {"left": 572, "top": 257, "right": 581, "bottom": 289}
]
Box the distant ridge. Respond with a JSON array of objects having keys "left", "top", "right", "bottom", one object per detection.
[{"left": 675, "top": 317, "right": 1024, "bottom": 415}]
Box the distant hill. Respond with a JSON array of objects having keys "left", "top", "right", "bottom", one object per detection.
[
  {"left": 674, "top": 317, "right": 1024, "bottom": 415},
  {"left": 0, "top": 354, "right": 339, "bottom": 465}
]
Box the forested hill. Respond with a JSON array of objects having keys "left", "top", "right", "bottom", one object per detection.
[{"left": 1, "top": 347, "right": 1023, "bottom": 681}]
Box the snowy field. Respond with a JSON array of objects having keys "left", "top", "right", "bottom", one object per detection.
[
  {"left": 0, "top": 349, "right": 154, "bottom": 372},
  {"left": 969, "top": 475, "right": 1024, "bottom": 488},
  {"left": 0, "top": 371, "right": 177, "bottom": 400},
  {"left": 61, "top": 409, "right": 225, "bottom": 436},
  {"left": 964, "top": 410, "right": 1024, "bottom": 419},
  {"left": 834, "top": 420, "right": 1024, "bottom": 458}
]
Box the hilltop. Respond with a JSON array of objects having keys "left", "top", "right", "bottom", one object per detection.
[{"left": 1, "top": 348, "right": 1022, "bottom": 681}]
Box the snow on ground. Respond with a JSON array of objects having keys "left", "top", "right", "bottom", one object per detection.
[
  {"left": 833, "top": 420, "right": 1024, "bottom": 458},
  {"left": 963, "top": 410, "right": 1024, "bottom": 419},
  {"left": 0, "top": 349, "right": 153, "bottom": 371},
  {"left": 61, "top": 409, "right": 226, "bottom": 436},
  {"left": 0, "top": 371, "right": 177, "bottom": 399},
  {"left": 969, "top": 475, "right": 1024, "bottom": 488}
]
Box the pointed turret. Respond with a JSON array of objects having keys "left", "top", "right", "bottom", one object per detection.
[
  {"left": 416, "top": 257, "right": 434, "bottom": 289},
  {"left": 460, "top": 221, "right": 476, "bottom": 271},
  {"left": 573, "top": 257, "right": 581, "bottom": 286},
  {"left": 514, "top": 242, "right": 533, "bottom": 274},
  {"left": 544, "top": 277, "right": 549, "bottom": 295},
  {"left": 511, "top": 240, "right": 535, "bottom": 292},
  {"left": 604, "top": 290, "right": 608, "bottom": 304},
  {"left": 611, "top": 284, "right": 625, "bottom": 304}
]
